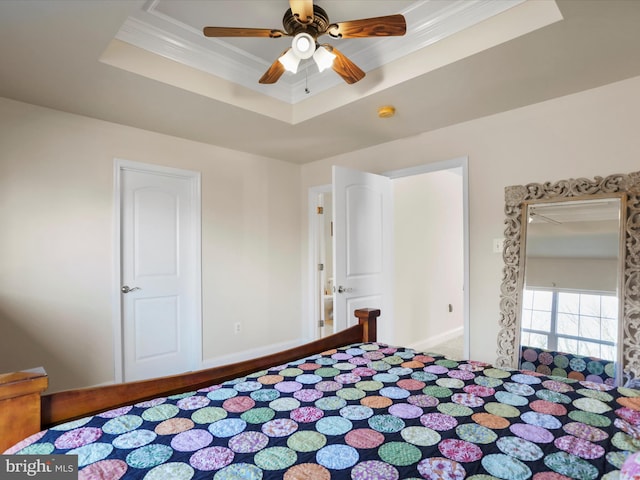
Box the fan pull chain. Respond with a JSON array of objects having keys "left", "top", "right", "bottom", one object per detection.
[{"left": 305, "top": 64, "right": 310, "bottom": 94}]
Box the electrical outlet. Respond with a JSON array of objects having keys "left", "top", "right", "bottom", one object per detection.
[{"left": 234, "top": 322, "right": 241, "bottom": 334}]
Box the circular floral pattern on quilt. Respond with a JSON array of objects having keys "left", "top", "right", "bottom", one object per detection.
[
  {"left": 496, "top": 436, "right": 544, "bottom": 461},
  {"left": 511, "top": 373, "right": 542, "bottom": 385},
  {"left": 269, "top": 397, "right": 299, "bottom": 411},
  {"left": 456, "top": 423, "right": 498, "bottom": 444},
  {"left": 536, "top": 389, "right": 572, "bottom": 404},
  {"left": 254, "top": 446, "right": 298, "bottom": 470},
  {"left": 316, "top": 444, "right": 359, "bottom": 469},
  {"left": 496, "top": 391, "right": 529, "bottom": 407},
  {"left": 286, "top": 430, "right": 326, "bottom": 452},
  {"left": 191, "top": 407, "right": 227, "bottom": 425},
  {"left": 228, "top": 431, "right": 269, "bottom": 453},
  {"left": 562, "top": 421, "right": 608, "bottom": 442},
  {"left": 401, "top": 426, "right": 441, "bottom": 446},
  {"left": 189, "top": 446, "right": 234, "bottom": 471},
  {"left": 361, "top": 395, "right": 394, "bottom": 409},
  {"left": 438, "top": 438, "right": 483, "bottom": 463},
  {"left": 284, "top": 463, "right": 331, "bottom": 480},
  {"left": 78, "top": 460, "right": 127, "bottom": 480},
  {"left": 420, "top": 412, "right": 458, "bottom": 431},
  {"left": 315, "top": 416, "right": 352, "bottom": 436},
  {"left": 485, "top": 402, "right": 521, "bottom": 418},
  {"left": 11, "top": 342, "right": 634, "bottom": 480},
  {"left": 214, "top": 462, "right": 262, "bottom": 480},
  {"left": 577, "top": 388, "right": 614, "bottom": 403},
  {"left": 529, "top": 400, "right": 567, "bottom": 416},
  {"left": 472, "top": 412, "right": 510, "bottom": 430},
  {"left": 351, "top": 460, "right": 399, "bottom": 480},
  {"left": 481, "top": 453, "right": 532, "bottom": 480},
  {"left": 146, "top": 462, "right": 195, "bottom": 479},
  {"left": 616, "top": 406, "right": 640, "bottom": 425},
  {"left": 378, "top": 441, "right": 422, "bottom": 466},
  {"left": 112, "top": 429, "right": 156, "bottom": 449},
  {"left": 345, "top": 428, "right": 386, "bottom": 449},
  {"left": 568, "top": 410, "right": 611, "bottom": 427},
  {"left": 465, "top": 384, "right": 496, "bottom": 397},
  {"left": 54, "top": 427, "right": 102, "bottom": 449},
  {"left": 510, "top": 423, "right": 555, "bottom": 444},
  {"left": 553, "top": 434, "right": 604, "bottom": 459},
  {"left": 368, "top": 414, "right": 405, "bottom": 433},
  {"left": 543, "top": 451, "right": 599, "bottom": 479},
  {"left": 418, "top": 457, "right": 466, "bottom": 479},
  {"left": 126, "top": 444, "right": 173, "bottom": 469}
]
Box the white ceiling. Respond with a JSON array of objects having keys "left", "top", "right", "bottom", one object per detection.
[{"left": 1, "top": 0, "right": 640, "bottom": 164}]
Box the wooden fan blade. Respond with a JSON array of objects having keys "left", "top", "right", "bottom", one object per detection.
[
  {"left": 330, "top": 47, "right": 365, "bottom": 84},
  {"left": 203, "top": 26, "right": 286, "bottom": 38},
  {"left": 259, "top": 52, "right": 287, "bottom": 84},
  {"left": 289, "top": 0, "right": 314, "bottom": 24},
  {"left": 328, "top": 14, "right": 406, "bottom": 38}
]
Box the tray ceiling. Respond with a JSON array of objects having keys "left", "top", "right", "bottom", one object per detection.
[{"left": 1, "top": 1, "right": 640, "bottom": 163}]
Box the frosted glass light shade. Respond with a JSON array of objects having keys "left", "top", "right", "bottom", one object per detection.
[
  {"left": 278, "top": 49, "right": 301, "bottom": 73},
  {"left": 313, "top": 46, "right": 336, "bottom": 72}
]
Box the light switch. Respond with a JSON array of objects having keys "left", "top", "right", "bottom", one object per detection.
[{"left": 493, "top": 238, "right": 504, "bottom": 253}]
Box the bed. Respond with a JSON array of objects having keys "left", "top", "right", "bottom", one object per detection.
[{"left": 2, "top": 308, "right": 639, "bottom": 479}]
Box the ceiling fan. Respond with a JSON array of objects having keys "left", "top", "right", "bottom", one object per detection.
[{"left": 203, "top": 0, "right": 406, "bottom": 85}]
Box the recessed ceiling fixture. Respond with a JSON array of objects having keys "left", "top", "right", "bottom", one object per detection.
[
  {"left": 203, "top": 0, "right": 406, "bottom": 85},
  {"left": 378, "top": 106, "right": 396, "bottom": 118}
]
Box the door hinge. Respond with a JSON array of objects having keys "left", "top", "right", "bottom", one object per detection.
[
  {"left": 318, "top": 263, "right": 324, "bottom": 271},
  {"left": 317, "top": 206, "right": 324, "bottom": 214},
  {"left": 318, "top": 320, "right": 325, "bottom": 327}
]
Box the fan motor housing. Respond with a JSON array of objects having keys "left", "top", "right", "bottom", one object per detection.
[{"left": 282, "top": 5, "right": 330, "bottom": 38}]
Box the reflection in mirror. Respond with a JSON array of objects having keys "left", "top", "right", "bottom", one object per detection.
[
  {"left": 519, "top": 198, "right": 623, "bottom": 384},
  {"left": 496, "top": 171, "right": 640, "bottom": 385}
]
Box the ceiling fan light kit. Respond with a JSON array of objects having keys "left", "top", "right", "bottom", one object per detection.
[{"left": 203, "top": 0, "right": 406, "bottom": 85}]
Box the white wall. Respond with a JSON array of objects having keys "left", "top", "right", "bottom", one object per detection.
[
  {"left": 301, "top": 74, "right": 640, "bottom": 365},
  {"left": 2, "top": 73, "right": 639, "bottom": 390},
  {"left": 392, "top": 169, "right": 464, "bottom": 348},
  {"left": 0, "top": 97, "right": 301, "bottom": 392}
]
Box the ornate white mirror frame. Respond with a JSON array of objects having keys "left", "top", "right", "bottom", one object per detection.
[{"left": 496, "top": 171, "right": 640, "bottom": 382}]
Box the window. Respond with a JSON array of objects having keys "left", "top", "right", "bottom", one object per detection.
[{"left": 521, "top": 288, "right": 618, "bottom": 361}]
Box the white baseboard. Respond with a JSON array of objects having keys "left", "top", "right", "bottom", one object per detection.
[
  {"left": 201, "top": 338, "right": 306, "bottom": 370},
  {"left": 405, "top": 326, "right": 464, "bottom": 352}
]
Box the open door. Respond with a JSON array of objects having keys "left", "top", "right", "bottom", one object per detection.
[{"left": 332, "top": 166, "right": 392, "bottom": 341}]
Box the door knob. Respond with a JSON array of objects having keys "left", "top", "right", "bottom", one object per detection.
[
  {"left": 337, "top": 285, "right": 353, "bottom": 293},
  {"left": 121, "top": 285, "right": 141, "bottom": 294}
]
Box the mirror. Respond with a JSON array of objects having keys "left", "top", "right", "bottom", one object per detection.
[
  {"left": 520, "top": 197, "right": 623, "bottom": 383},
  {"left": 496, "top": 171, "right": 640, "bottom": 385}
]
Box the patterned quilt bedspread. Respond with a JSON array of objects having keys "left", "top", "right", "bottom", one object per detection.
[{"left": 6, "top": 343, "right": 640, "bottom": 479}]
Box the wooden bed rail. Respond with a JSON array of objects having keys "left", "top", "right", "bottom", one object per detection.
[{"left": 0, "top": 308, "right": 380, "bottom": 453}]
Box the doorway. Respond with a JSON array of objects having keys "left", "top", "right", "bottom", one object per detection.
[
  {"left": 309, "top": 157, "right": 469, "bottom": 359},
  {"left": 113, "top": 159, "right": 202, "bottom": 382}
]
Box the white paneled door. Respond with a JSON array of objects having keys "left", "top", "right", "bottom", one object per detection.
[
  {"left": 332, "top": 166, "right": 392, "bottom": 341},
  {"left": 118, "top": 162, "right": 201, "bottom": 382}
]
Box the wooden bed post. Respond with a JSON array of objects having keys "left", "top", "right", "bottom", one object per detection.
[
  {"left": 0, "top": 369, "right": 48, "bottom": 453},
  {"left": 355, "top": 308, "right": 380, "bottom": 342}
]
